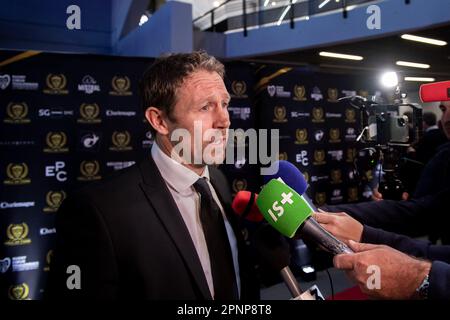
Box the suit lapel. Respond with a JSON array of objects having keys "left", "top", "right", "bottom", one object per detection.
[{"left": 138, "top": 157, "right": 212, "bottom": 300}]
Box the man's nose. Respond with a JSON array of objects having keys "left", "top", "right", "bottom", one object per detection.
[{"left": 215, "top": 105, "right": 230, "bottom": 128}]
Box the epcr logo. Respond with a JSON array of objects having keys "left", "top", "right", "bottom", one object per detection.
[{"left": 45, "top": 161, "right": 67, "bottom": 182}]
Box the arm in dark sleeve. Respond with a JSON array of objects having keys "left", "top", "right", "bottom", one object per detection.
[
  {"left": 429, "top": 261, "right": 450, "bottom": 299},
  {"left": 362, "top": 225, "right": 450, "bottom": 264},
  {"left": 45, "top": 193, "right": 119, "bottom": 299},
  {"left": 322, "top": 188, "right": 449, "bottom": 237}
]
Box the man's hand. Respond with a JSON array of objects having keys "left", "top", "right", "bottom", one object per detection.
[
  {"left": 313, "top": 211, "right": 363, "bottom": 244},
  {"left": 372, "top": 188, "right": 409, "bottom": 201},
  {"left": 333, "top": 241, "right": 432, "bottom": 299}
]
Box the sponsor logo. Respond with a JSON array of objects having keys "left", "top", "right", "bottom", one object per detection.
[
  {"left": 327, "top": 88, "right": 339, "bottom": 102},
  {"left": 78, "top": 103, "right": 101, "bottom": 123},
  {"left": 359, "top": 90, "right": 369, "bottom": 98},
  {"left": 4, "top": 163, "right": 31, "bottom": 185},
  {"left": 346, "top": 148, "right": 357, "bottom": 163},
  {"left": 0, "top": 74, "right": 11, "bottom": 89},
  {"left": 45, "top": 161, "right": 67, "bottom": 182},
  {"left": 314, "top": 129, "right": 325, "bottom": 142},
  {"left": 315, "top": 192, "right": 327, "bottom": 206},
  {"left": 0, "top": 257, "right": 11, "bottom": 273},
  {"left": 310, "top": 86, "right": 323, "bottom": 101},
  {"left": 44, "top": 132, "right": 69, "bottom": 153},
  {"left": 79, "top": 132, "right": 101, "bottom": 151},
  {"left": 4, "top": 102, "right": 30, "bottom": 124},
  {"left": 267, "top": 85, "right": 291, "bottom": 98},
  {"left": 326, "top": 112, "right": 342, "bottom": 118},
  {"left": 348, "top": 187, "right": 359, "bottom": 202},
  {"left": 11, "top": 256, "right": 40, "bottom": 272},
  {"left": 8, "top": 283, "right": 30, "bottom": 300},
  {"left": 290, "top": 111, "right": 310, "bottom": 118},
  {"left": 293, "top": 85, "right": 307, "bottom": 101},
  {"left": 330, "top": 189, "right": 343, "bottom": 203},
  {"left": 78, "top": 160, "right": 101, "bottom": 181},
  {"left": 329, "top": 128, "right": 341, "bottom": 143},
  {"left": 4, "top": 223, "right": 31, "bottom": 246},
  {"left": 110, "top": 131, "right": 132, "bottom": 151},
  {"left": 330, "top": 169, "right": 343, "bottom": 184},
  {"left": 10, "top": 75, "right": 39, "bottom": 90},
  {"left": 232, "top": 179, "right": 247, "bottom": 195},
  {"left": 313, "top": 150, "right": 326, "bottom": 166},
  {"left": 295, "top": 129, "right": 308, "bottom": 145},
  {"left": 345, "top": 127, "right": 357, "bottom": 141},
  {"left": 311, "top": 175, "right": 329, "bottom": 183},
  {"left": 273, "top": 106, "right": 288, "bottom": 123},
  {"left": 295, "top": 150, "right": 309, "bottom": 166},
  {"left": 105, "top": 109, "right": 136, "bottom": 117},
  {"left": 38, "top": 107, "right": 74, "bottom": 118},
  {"left": 311, "top": 107, "right": 324, "bottom": 123},
  {"left": 142, "top": 131, "right": 153, "bottom": 149},
  {"left": 109, "top": 76, "right": 132, "bottom": 95},
  {"left": 278, "top": 152, "right": 288, "bottom": 161},
  {"left": 229, "top": 107, "right": 251, "bottom": 120},
  {"left": 231, "top": 81, "right": 248, "bottom": 98},
  {"left": 43, "top": 250, "right": 53, "bottom": 272},
  {"left": 0, "top": 201, "right": 35, "bottom": 209},
  {"left": 328, "top": 150, "right": 343, "bottom": 161},
  {"left": 342, "top": 90, "right": 357, "bottom": 97},
  {"left": 78, "top": 75, "right": 100, "bottom": 94},
  {"left": 0, "top": 140, "right": 35, "bottom": 147},
  {"left": 345, "top": 108, "right": 356, "bottom": 123},
  {"left": 43, "top": 74, "right": 69, "bottom": 94},
  {"left": 106, "top": 161, "right": 136, "bottom": 171},
  {"left": 44, "top": 191, "right": 66, "bottom": 213},
  {"left": 40, "top": 227, "right": 56, "bottom": 236}
]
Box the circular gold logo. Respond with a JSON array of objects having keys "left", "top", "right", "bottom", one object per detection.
[
  {"left": 313, "top": 150, "right": 326, "bottom": 165},
  {"left": 312, "top": 107, "right": 324, "bottom": 123},
  {"left": 44, "top": 250, "right": 53, "bottom": 272},
  {"left": 4, "top": 163, "right": 30, "bottom": 185},
  {"left": 232, "top": 179, "right": 248, "bottom": 193},
  {"left": 329, "top": 128, "right": 341, "bottom": 143},
  {"left": 278, "top": 152, "right": 288, "bottom": 161},
  {"left": 348, "top": 187, "right": 359, "bottom": 202},
  {"left": 273, "top": 106, "right": 287, "bottom": 123},
  {"left": 110, "top": 131, "right": 132, "bottom": 151},
  {"left": 5, "top": 223, "right": 31, "bottom": 246},
  {"left": 8, "top": 283, "right": 30, "bottom": 300},
  {"left": 295, "top": 129, "right": 308, "bottom": 145},
  {"left": 231, "top": 81, "right": 247, "bottom": 97},
  {"left": 303, "top": 171, "right": 309, "bottom": 183},
  {"left": 331, "top": 169, "right": 342, "bottom": 184},
  {"left": 346, "top": 148, "right": 356, "bottom": 163},
  {"left": 44, "top": 190, "right": 66, "bottom": 212},
  {"left": 345, "top": 108, "right": 356, "bottom": 123},
  {"left": 327, "top": 88, "right": 339, "bottom": 102},
  {"left": 315, "top": 192, "right": 327, "bottom": 206},
  {"left": 293, "top": 85, "right": 307, "bottom": 101},
  {"left": 44, "top": 132, "right": 68, "bottom": 153},
  {"left": 5, "top": 102, "right": 30, "bottom": 123},
  {"left": 78, "top": 103, "right": 101, "bottom": 123},
  {"left": 110, "top": 76, "right": 132, "bottom": 95},
  {"left": 44, "top": 74, "right": 68, "bottom": 94},
  {"left": 78, "top": 160, "right": 101, "bottom": 181}
]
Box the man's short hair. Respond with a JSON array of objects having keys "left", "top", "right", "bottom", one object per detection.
[
  {"left": 139, "top": 50, "right": 225, "bottom": 138},
  {"left": 423, "top": 111, "right": 437, "bottom": 127}
]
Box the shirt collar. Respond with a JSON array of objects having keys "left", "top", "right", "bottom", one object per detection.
[
  {"left": 425, "top": 125, "right": 439, "bottom": 132},
  {"left": 151, "top": 142, "right": 209, "bottom": 195}
]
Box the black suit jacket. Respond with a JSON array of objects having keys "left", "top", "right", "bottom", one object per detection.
[{"left": 46, "top": 157, "right": 259, "bottom": 300}]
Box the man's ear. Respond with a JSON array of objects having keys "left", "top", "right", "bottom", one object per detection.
[{"left": 145, "top": 107, "right": 170, "bottom": 135}]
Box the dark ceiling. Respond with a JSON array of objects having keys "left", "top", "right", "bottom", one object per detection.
[{"left": 246, "top": 23, "right": 450, "bottom": 92}]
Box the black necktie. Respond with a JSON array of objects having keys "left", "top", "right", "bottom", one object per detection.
[{"left": 193, "top": 177, "right": 238, "bottom": 300}]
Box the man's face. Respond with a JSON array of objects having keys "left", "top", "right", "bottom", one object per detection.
[
  {"left": 165, "top": 70, "right": 231, "bottom": 167},
  {"left": 440, "top": 101, "right": 450, "bottom": 139}
]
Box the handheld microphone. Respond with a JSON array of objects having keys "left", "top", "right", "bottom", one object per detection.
[
  {"left": 257, "top": 179, "right": 353, "bottom": 255},
  {"left": 232, "top": 191, "right": 264, "bottom": 222},
  {"left": 419, "top": 80, "right": 450, "bottom": 102},
  {"left": 252, "top": 224, "right": 303, "bottom": 298},
  {"left": 262, "top": 160, "right": 317, "bottom": 211}
]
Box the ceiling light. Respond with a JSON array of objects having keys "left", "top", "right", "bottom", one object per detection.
[
  {"left": 318, "top": 0, "right": 331, "bottom": 9},
  {"left": 404, "top": 77, "right": 435, "bottom": 82},
  {"left": 139, "top": 14, "right": 148, "bottom": 26},
  {"left": 401, "top": 34, "right": 447, "bottom": 46},
  {"left": 277, "top": 5, "right": 291, "bottom": 26},
  {"left": 319, "top": 51, "right": 363, "bottom": 60},
  {"left": 396, "top": 61, "right": 430, "bottom": 69},
  {"left": 380, "top": 72, "right": 399, "bottom": 88}
]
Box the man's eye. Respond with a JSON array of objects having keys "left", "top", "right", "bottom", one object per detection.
[{"left": 200, "top": 105, "right": 209, "bottom": 111}]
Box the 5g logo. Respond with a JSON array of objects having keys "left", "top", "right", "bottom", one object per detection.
[{"left": 267, "top": 192, "right": 294, "bottom": 222}]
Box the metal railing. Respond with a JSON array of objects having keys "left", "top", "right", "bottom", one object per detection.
[{"left": 193, "top": 0, "right": 391, "bottom": 36}]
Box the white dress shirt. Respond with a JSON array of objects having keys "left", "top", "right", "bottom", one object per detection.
[{"left": 151, "top": 143, "right": 240, "bottom": 298}]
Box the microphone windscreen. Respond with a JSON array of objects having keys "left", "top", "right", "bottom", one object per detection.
[
  {"left": 231, "top": 191, "right": 263, "bottom": 222},
  {"left": 262, "top": 160, "right": 308, "bottom": 195},
  {"left": 419, "top": 80, "right": 450, "bottom": 102},
  {"left": 252, "top": 224, "right": 290, "bottom": 271}
]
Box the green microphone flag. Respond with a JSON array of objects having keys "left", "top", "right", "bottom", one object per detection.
[{"left": 256, "top": 179, "right": 313, "bottom": 238}]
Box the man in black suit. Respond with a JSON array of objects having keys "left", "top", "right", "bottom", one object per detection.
[{"left": 47, "top": 51, "right": 259, "bottom": 300}]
